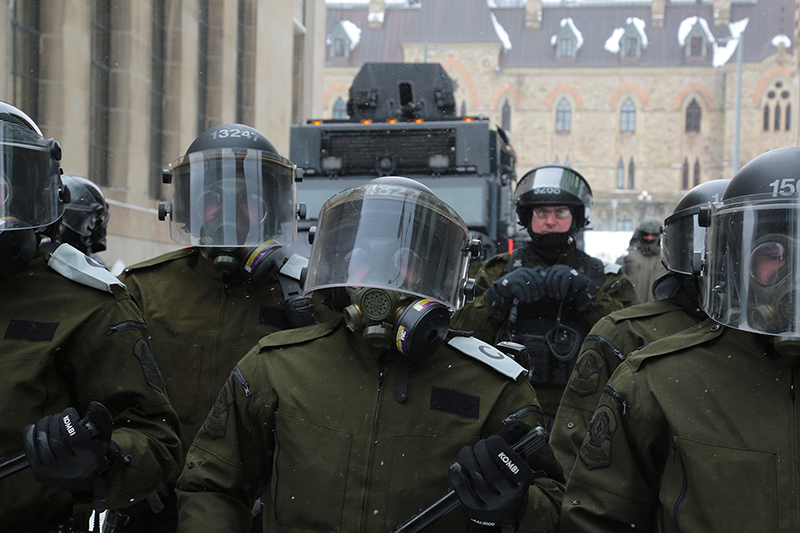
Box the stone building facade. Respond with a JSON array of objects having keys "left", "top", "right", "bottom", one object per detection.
[
  {"left": 0, "top": 0, "right": 327, "bottom": 268},
  {"left": 322, "top": 0, "right": 798, "bottom": 231}
]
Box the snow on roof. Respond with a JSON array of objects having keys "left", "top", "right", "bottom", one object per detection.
[
  {"left": 628, "top": 17, "right": 648, "bottom": 48},
  {"left": 605, "top": 17, "right": 648, "bottom": 54},
  {"left": 678, "top": 16, "right": 714, "bottom": 47},
  {"left": 772, "top": 34, "right": 792, "bottom": 48},
  {"left": 340, "top": 20, "right": 362, "bottom": 49},
  {"left": 551, "top": 17, "right": 584, "bottom": 50},
  {"left": 604, "top": 28, "right": 625, "bottom": 53},
  {"left": 711, "top": 18, "right": 748, "bottom": 68},
  {"left": 490, "top": 12, "right": 512, "bottom": 50},
  {"left": 368, "top": 10, "right": 385, "bottom": 23}
]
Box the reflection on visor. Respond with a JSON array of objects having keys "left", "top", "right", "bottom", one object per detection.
[
  {"left": 750, "top": 241, "right": 790, "bottom": 287},
  {"left": 197, "top": 190, "right": 268, "bottom": 225},
  {"left": 0, "top": 180, "right": 7, "bottom": 205}
]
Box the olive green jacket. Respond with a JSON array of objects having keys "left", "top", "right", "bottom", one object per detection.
[
  {"left": 177, "top": 320, "right": 565, "bottom": 532},
  {"left": 453, "top": 248, "right": 638, "bottom": 416},
  {"left": 562, "top": 320, "right": 800, "bottom": 532},
  {"left": 121, "top": 247, "right": 331, "bottom": 462},
  {"left": 550, "top": 298, "right": 703, "bottom": 474},
  {"left": 0, "top": 248, "right": 181, "bottom": 531}
]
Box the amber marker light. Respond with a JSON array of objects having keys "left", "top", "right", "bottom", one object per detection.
[{"left": 361, "top": 119, "right": 372, "bottom": 124}]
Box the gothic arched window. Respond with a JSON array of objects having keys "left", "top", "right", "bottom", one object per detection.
[
  {"left": 332, "top": 97, "right": 347, "bottom": 119},
  {"left": 502, "top": 99, "right": 511, "bottom": 131},
  {"left": 620, "top": 98, "right": 636, "bottom": 133},
  {"left": 686, "top": 100, "right": 701, "bottom": 132},
  {"left": 556, "top": 98, "right": 571, "bottom": 132}
]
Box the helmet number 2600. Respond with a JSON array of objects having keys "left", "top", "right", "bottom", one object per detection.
[{"left": 770, "top": 178, "right": 797, "bottom": 197}]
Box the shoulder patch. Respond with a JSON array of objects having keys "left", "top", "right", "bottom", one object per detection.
[
  {"left": 626, "top": 318, "right": 724, "bottom": 372},
  {"left": 602, "top": 260, "right": 622, "bottom": 275},
  {"left": 257, "top": 319, "right": 342, "bottom": 349},
  {"left": 47, "top": 244, "right": 125, "bottom": 293},
  {"left": 447, "top": 336, "right": 526, "bottom": 380},
  {"left": 569, "top": 348, "right": 605, "bottom": 397},
  {"left": 123, "top": 247, "right": 195, "bottom": 273},
  {"left": 579, "top": 403, "right": 617, "bottom": 469}
]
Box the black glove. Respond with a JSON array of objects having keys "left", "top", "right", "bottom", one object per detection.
[
  {"left": 483, "top": 267, "right": 546, "bottom": 312},
  {"left": 542, "top": 264, "right": 592, "bottom": 301},
  {"left": 448, "top": 434, "right": 534, "bottom": 530},
  {"left": 23, "top": 401, "right": 117, "bottom": 492}
]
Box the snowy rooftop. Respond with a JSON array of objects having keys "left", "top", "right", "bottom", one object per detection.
[{"left": 325, "top": 0, "right": 792, "bottom": 68}]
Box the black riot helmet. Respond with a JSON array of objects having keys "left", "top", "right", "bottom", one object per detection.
[
  {"left": 0, "top": 101, "right": 65, "bottom": 277},
  {"left": 159, "top": 124, "right": 302, "bottom": 282},
  {"left": 305, "top": 176, "right": 480, "bottom": 361},
  {"left": 661, "top": 179, "right": 729, "bottom": 275},
  {"left": 59, "top": 175, "right": 109, "bottom": 254},
  {"left": 514, "top": 165, "right": 592, "bottom": 230},
  {"left": 702, "top": 147, "right": 800, "bottom": 354}
]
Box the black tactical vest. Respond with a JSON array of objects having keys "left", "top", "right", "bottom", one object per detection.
[{"left": 495, "top": 247, "right": 606, "bottom": 388}]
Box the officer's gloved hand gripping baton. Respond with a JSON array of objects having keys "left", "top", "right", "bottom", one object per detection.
[
  {"left": 0, "top": 402, "right": 106, "bottom": 481},
  {"left": 388, "top": 426, "right": 549, "bottom": 533}
]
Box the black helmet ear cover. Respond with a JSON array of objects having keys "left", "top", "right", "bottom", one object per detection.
[{"left": 0, "top": 225, "right": 37, "bottom": 278}]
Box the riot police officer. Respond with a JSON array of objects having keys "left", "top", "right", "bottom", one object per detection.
[
  {"left": 453, "top": 165, "right": 638, "bottom": 422},
  {"left": 57, "top": 175, "right": 110, "bottom": 267},
  {"left": 0, "top": 101, "right": 181, "bottom": 531},
  {"left": 616, "top": 218, "right": 667, "bottom": 303},
  {"left": 176, "top": 177, "right": 565, "bottom": 532},
  {"left": 563, "top": 147, "right": 800, "bottom": 530},
  {"left": 116, "top": 123, "right": 317, "bottom": 531},
  {"left": 550, "top": 179, "right": 729, "bottom": 474}
]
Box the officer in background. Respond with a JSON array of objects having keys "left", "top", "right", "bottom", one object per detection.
[
  {"left": 176, "top": 177, "right": 565, "bottom": 532},
  {"left": 453, "top": 165, "right": 638, "bottom": 423},
  {"left": 550, "top": 179, "right": 729, "bottom": 474},
  {"left": 114, "top": 123, "right": 319, "bottom": 531},
  {"left": 58, "top": 175, "right": 110, "bottom": 268},
  {"left": 562, "top": 147, "right": 800, "bottom": 530},
  {"left": 616, "top": 218, "right": 667, "bottom": 304},
  {"left": 0, "top": 101, "right": 181, "bottom": 531}
]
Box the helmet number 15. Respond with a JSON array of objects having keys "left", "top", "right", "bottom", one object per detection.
[{"left": 770, "top": 178, "right": 797, "bottom": 197}]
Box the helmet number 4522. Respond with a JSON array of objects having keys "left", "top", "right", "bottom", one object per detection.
[{"left": 770, "top": 178, "right": 797, "bottom": 197}]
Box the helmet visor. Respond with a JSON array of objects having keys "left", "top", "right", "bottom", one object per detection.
[
  {"left": 304, "top": 182, "right": 471, "bottom": 309},
  {"left": 661, "top": 207, "right": 704, "bottom": 275},
  {"left": 167, "top": 148, "right": 297, "bottom": 246},
  {"left": 0, "top": 122, "right": 63, "bottom": 229},
  {"left": 704, "top": 194, "right": 800, "bottom": 336}
]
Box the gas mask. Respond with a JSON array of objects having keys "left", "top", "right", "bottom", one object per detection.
[
  {"left": 342, "top": 287, "right": 451, "bottom": 361},
  {"left": 200, "top": 239, "right": 285, "bottom": 284},
  {"left": 746, "top": 236, "right": 800, "bottom": 355},
  {"left": 0, "top": 218, "right": 37, "bottom": 278}
]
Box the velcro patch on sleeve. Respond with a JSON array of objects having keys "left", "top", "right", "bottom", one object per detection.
[
  {"left": 4, "top": 319, "right": 59, "bottom": 342},
  {"left": 578, "top": 403, "right": 617, "bottom": 469},
  {"left": 430, "top": 386, "right": 480, "bottom": 419}
]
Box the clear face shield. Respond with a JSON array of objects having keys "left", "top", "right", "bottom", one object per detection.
[
  {"left": 704, "top": 194, "right": 800, "bottom": 342},
  {"left": 661, "top": 207, "right": 705, "bottom": 275},
  {"left": 166, "top": 148, "right": 297, "bottom": 247},
  {"left": 0, "top": 121, "right": 63, "bottom": 230},
  {"left": 304, "top": 182, "right": 472, "bottom": 310}
]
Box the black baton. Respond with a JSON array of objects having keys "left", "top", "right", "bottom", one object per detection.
[{"left": 389, "top": 426, "right": 549, "bottom": 533}]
